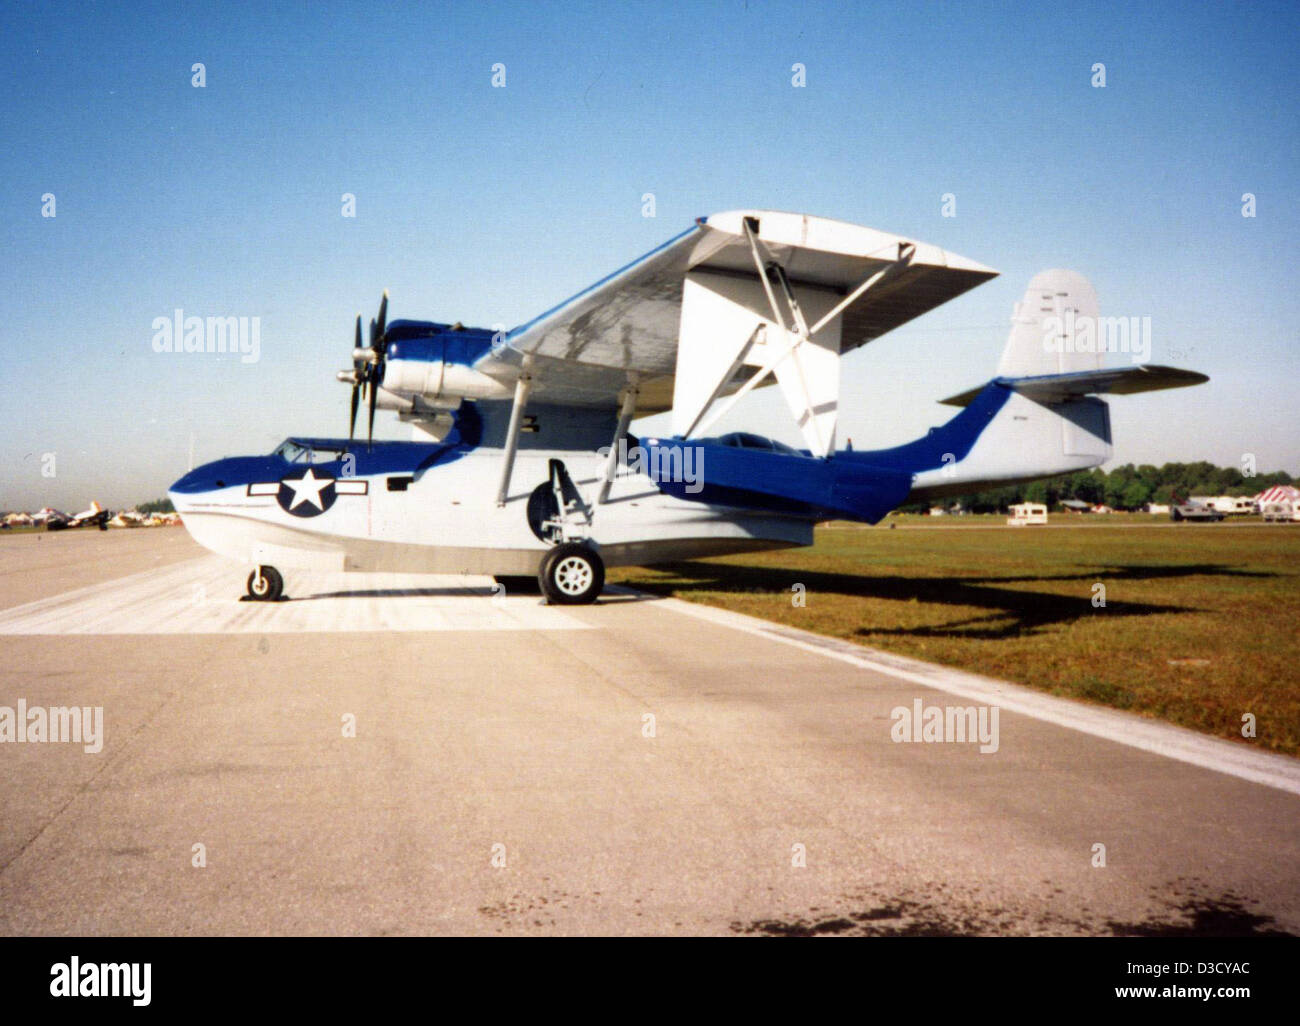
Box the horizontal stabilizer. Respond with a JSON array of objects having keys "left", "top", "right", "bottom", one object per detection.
[{"left": 940, "top": 365, "right": 1210, "bottom": 408}]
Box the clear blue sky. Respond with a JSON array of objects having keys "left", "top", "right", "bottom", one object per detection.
[{"left": 2, "top": 0, "right": 1297, "bottom": 508}]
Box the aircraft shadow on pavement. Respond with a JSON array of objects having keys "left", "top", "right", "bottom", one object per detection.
[
  {"left": 295, "top": 587, "right": 499, "bottom": 600},
  {"left": 635, "top": 562, "right": 1275, "bottom": 640},
  {"left": 290, "top": 586, "right": 653, "bottom": 604}
]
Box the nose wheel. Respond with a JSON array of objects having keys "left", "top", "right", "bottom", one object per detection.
[
  {"left": 246, "top": 565, "right": 284, "bottom": 601},
  {"left": 538, "top": 543, "right": 604, "bottom": 605}
]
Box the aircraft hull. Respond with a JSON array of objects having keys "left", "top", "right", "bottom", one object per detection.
[{"left": 171, "top": 447, "right": 812, "bottom": 576}]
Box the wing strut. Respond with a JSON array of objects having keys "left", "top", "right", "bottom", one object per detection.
[
  {"left": 679, "top": 323, "right": 766, "bottom": 440},
  {"left": 685, "top": 225, "right": 917, "bottom": 451},
  {"left": 597, "top": 378, "right": 640, "bottom": 504},
  {"left": 495, "top": 365, "right": 534, "bottom": 506},
  {"left": 765, "top": 259, "right": 825, "bottom": 452}
]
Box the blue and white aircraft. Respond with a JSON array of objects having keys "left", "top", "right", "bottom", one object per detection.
[{"left": 169, "top": 210, "right": 1207, "bottom": 604}]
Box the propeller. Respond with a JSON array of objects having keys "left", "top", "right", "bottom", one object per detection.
[
  {"left": 345, "top": 314, "right": 363, "bottom": 443},
  {"left": 367, "top": 318, "right": 379, "bottom": 447},
  {"left": 339, "top": 291, "right": 390, "bottom": 450}
]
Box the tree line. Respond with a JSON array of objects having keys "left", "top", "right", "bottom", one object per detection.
[{"left": 902, "top": 462, "right": 1295, "bottom": 513}]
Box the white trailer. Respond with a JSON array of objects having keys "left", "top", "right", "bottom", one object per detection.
[{"left": 1007, "top": 502, "right": 1048, "bottom": 526}]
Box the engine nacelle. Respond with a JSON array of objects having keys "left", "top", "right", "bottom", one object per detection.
[
  {"left": 369, "top": 385, "right": 415, "bottom": 412},
  {"left": 381, "top": 354, "right": 512, "bottom": 403}
]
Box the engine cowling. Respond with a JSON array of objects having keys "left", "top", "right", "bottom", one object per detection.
[{"left": 381, "top": 337, "right": 511, "bottom": 404}]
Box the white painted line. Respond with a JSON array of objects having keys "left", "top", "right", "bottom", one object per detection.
[
  {"left": 0, "top": 556, "right": 591, "bottom": 635},
  {"left": 647, "top": 593, "right": 1300, "bottom": 796}
]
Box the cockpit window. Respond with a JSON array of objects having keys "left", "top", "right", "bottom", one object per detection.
[
  {"left": 305, "top": 447, "right": 344, "bottom": 464},
  {"left": 706, "top": 432, "right": 803, "bottom": 455},
  {"left": 273, "top": 440, "right": 345, "bottom": 464},
  {"left": 273, "top": 440, "right": 307, "bottom": 462}
]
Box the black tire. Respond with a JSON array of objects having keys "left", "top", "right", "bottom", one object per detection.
[
  {"left": 537, "top": 543, "right": 604, "bottom": 605},
  {"left": 246, "top": 565, "right": 284, "bottom": 601},
  {"left": 493, "top": 575, "right": 541, "bottom": 595}
]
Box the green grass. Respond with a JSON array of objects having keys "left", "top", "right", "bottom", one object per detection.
[{"left": 609, "top": 520, "right": 1300, "bottom": 756}]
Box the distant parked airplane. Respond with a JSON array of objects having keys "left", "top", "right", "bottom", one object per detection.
[
  {"left": 70, "top": 501, "right": 110, "bottom": 530},
  {"left": 32, "top": 507, "right": 71, "bottom": 528}
]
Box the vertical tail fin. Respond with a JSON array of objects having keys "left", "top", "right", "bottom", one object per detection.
[{"left": 997, "top": 269, "right": 1101, "bottom": 378}]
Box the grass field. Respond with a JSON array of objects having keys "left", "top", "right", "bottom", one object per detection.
[{"left": 609, "top": 517, "right": 1300, "bottom": 757}]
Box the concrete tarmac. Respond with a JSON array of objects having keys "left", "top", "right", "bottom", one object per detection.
[{"left": 1, "top": 529, "right": 1296, "bottom": 935}]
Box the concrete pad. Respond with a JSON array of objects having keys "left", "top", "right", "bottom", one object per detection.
[
  {"left": 0, "top": 530, "right": 1296, "bottom": 936},
  {"left": 0, "top": 556, "right": 592, "bottom": 634}
]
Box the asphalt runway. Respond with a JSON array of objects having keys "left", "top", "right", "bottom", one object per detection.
[{"left": 1, "top": 529, "right": 1297, "bottom": 936}]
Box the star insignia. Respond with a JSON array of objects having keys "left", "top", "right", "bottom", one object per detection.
[{"left": 283, "top": 468, "right": 331, "bottom": 511}]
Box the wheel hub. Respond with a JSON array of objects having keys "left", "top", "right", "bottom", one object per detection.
[{"left": 554, "top": 557, "right": 593, "bottom": 595}]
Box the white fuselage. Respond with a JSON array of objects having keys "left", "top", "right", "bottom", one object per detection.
[{"left": 171, "top": 447, "right": 812, "bottom": 576}]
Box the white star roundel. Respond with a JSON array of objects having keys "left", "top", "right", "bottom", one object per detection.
[
  {"left": 285, "top": 468, "right": 331, "bottom": 510},
  {"left": 278, "top": 468, "right": 336, "bottom": 516},
  {"left": 248, "top": 469, "right": 369, "bottom": 515}
]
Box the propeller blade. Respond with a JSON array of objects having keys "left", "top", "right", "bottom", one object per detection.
[
  {"left": 348, "top": 313, "right": 369, "bottom": 446},
  {"left": 350, "top": 298, "right": 390, "bottom": 451},
  {"left": 367, "top": 374, "right": 378, "bottom": 450}
]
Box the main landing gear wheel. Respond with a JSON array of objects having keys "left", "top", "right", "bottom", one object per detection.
[
  {"left": 537, "top": 543, "right": 604, "bottom": 605},
  {"left": 246, "top": 565, "right": 284, "bottom": 601}
]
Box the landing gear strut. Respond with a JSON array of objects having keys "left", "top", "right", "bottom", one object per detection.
[{"left": 246, "top": 565, "right": 284, "bottom": 601}]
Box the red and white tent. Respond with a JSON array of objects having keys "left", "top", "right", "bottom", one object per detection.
[{"left": 1255, "top": 485, "right": 1300, "bottom": 504}]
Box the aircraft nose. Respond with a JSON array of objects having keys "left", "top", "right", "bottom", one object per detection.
[
  {"left": 169, "top": 462, "right": 230, "bottom": 494},
  {"left": 168, "top": 467, "right": 206, "bottom": 494}
]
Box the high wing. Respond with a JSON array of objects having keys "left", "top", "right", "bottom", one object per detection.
[{"left": 473, "top": 211, "right": 999, "bottom": 432}]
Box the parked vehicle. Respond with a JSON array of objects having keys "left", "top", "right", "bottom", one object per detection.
[
  {"left": 1261, "top": 500, "right": 1300, "bottom": 523},
  {"left": 1170, "top": 494, "right": 1224, "bottom": 522},
  {"left": 1007, "top": 502, "right": 1048, "bottom": 526}
]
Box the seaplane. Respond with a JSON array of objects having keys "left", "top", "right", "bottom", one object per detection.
[{"left": 169, "top": 210, "right": 1208, "bottom": 604}]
